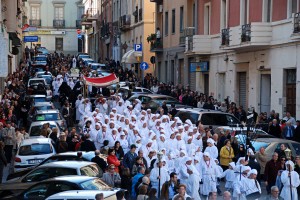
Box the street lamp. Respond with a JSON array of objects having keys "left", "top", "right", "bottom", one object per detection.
[
  {"left": 284, "top": 147, "right": 292, "bottom": 200},
  {"left": 157, "top": 151, "right": 163, "bottom": 198}
]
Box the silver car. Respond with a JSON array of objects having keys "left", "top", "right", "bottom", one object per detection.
[
  {"left": 33, "top": 109, "right": 66, "bottom": 130},
  {"left": 28, "top": 121, "right": 61, "bottom": 137}
]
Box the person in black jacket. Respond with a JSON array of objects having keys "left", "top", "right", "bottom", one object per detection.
[
  {"left": 293, "top": 120, "right": 300, "bottom": 142},
  {"left": 91, "top": 150, "right": 107, "bottom": 173},
  {"left": 268, "top": 119, "right": 282, "bottom": 138},
  {"left": 80, "top": 134, "right": 96, "bottom": 152}
]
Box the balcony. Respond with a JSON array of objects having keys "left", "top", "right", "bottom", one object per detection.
[
  {"left": 76, "top": 20, "right": 82, "bottom": 29},
  {"left": 185, "top": 35, "right": 212, "bottom": 55},
  {"left": 179, "top": 27, "right": 195, "bottom": 46},
  {"left": 29, "top": 19, "right": 41, "bottom": 27},
  {"left": 294, "top": 12, "right": 300, "bottom": 33},
  {"left": 221, "top": 28, "right": 230, "bottom": 46},
  {"left": 150, "top": 0, "right": 163, "bottom": 3},
  {"left": 53, "top": 20, "right": 65, "bottom": 28},
  {"left": 139, "top": 8, "right": 143, "bottom": 21},
  {"left": 82, "top": 8, "right": 98, "bottom": 22},
  {"left": 133, "top": 10, "right": 138, "bottom": 23},
  {"left": 150, "top": 39, "right": 163, "bottom": 52},
  {"left": 119, "top": 15, "right": 131, "bottom": 31},
  {"left": 220, "top": 22, "right": 272, "bottom": 51},
  {"left": 101, "top": 22, "right": 110, "bottom": 38}
]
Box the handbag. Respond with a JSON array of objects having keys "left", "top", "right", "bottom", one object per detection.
[{"left": 246, "top": 191, "right": 261, "bottom": 199}]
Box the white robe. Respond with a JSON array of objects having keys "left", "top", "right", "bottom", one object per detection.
[
  {"left": 242, "top": 178, "right": 261, "bottom": 198},
  {"left": 232, "top": 174, "right": 248, "bottom": 200},
  {"left": 280, "top": 170, "right": 300, "bottom": 200},
  {"left": 106, "top": 134, "right": 120, "bottom": 148},
  {"left": 204, "top": 145, "right": 218, "bottom": 160},
  {"left": 186, "top": 164, "right": 201, "bottom": 200},
  {"left": 149, "top": 166, "right": 170, "bottom": 191},
  {"left": 221, "top": 169, "right": 236, "bottom": 190},
  {"left": 75, "top": 99, "right": 82, "bottom": 121},
  {"left": 200, "top": 160, "right": 218, "bottom": 196}
]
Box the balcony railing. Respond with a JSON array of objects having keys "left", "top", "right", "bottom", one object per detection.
[
  {"left": 241, "top": 24, "right": 251, "bottom": 42},
  {"left": 76, "top": 20, "right": 82, "bottom": 28},
  {"left": 294, "top": 12, "right": 300, "bottom": 33},
  {"left": 150, "top": 38, "right": 163, "bottom": 52},
  {"left": 139, "top": 8, "right": 142, "bottom": 21},
  {"left": 221, "top": 28, "right": 230, "bottom": 46},
  {"left": 101, "top": 22, "right": 110, "bottom": 38},
  {"left": 29, "top": 19, "right": 41, "bottom": 27},
  {"left": 179, "top": 27, "right": 195, "bottom": 45},
  {"left": 119, "top": 15, "right": 131, "bottom": 31},
  {"left": 53, "top": 20, "right": 65, "bottom": 28},
  {"left": 87, "top": 8, "right": 97, "bottom": 17}
]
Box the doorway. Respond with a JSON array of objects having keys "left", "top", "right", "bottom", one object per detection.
[
  {"left": 238, "top": 72, "right": 247, "bottom": 108},
  {"left": 286, "top": 69, "right": 296, "bottom": 116},
  {"left": 260, "top": 74, "right": 271, "bottom": 114}
]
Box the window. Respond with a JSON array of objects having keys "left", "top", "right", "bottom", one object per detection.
[
  {"left": 180, "top": 7, "right": 184, "bottom": 32},
  {"left": 55, "top": 38, "right": 63, "bottom": 51},
  {"left": 288, "top": 0, "right": 299, "bottom": 18},
  {"left": 262, "top": 0, "right": 272, "bottom": 22},
  {"left": 23, "top": 183, "right": 49, "bottom": 200},
  {"left": 172, "top": 9, "right": 176, "bottom": 33},
  {"left": 221, "top": 0, "right": 228, "bottom": 29},
  {"left": 31, "top": 6, "right": 40, "bottom": 20},
  {"left": 77, "top": 6, "right": 84, "bottom": 19},
  {"left": 240, "top": 0, "right": 248, "bottom": 24},
  {"left": 80, "top": 164, "right": 102, "bottom": 177},
  {"left": 193, "top": 3, "right": 196, "bottom": 27},
  {"left": 23, "top": 168, "right": 51, "bottom": 182},
  {"left": 165, "top": 11, "right": 169, "bottom": 35},
  {"left": 204, "top": 3, "right": 211, "bottom": 35},
  {"left": 54, "top": 7, "right": 64, "bottom": 20}
]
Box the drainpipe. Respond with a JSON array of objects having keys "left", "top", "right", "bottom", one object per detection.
[{"left": 195, "top": 0, "right": 198, "bottom": 34}]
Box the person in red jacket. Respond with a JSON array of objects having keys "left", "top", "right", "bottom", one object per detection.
[{"left": 107, "top": 148, "right": 121, "bottom": 173}]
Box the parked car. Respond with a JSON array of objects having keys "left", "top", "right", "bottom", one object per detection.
[
  {"left": 27, "top": 78, "right": 48, "bottom": 96},
  {"left": 1, "top": 161, "right": 103, "bottom": 196},
  {"left": 117, "top": 87, "right": 153, "bottom": 99},
  {"left": 128, "top": 94, "right": 191, "bottom": 113},
  {"left": 1, "top": 176, "right": 112, "bottom": 200},
  {"left": 244, "top": 138, "right": 300, "bottom": 161},
  {"left": 46, "top": 190, "right": 117, "bottom": 200},
  {"left": 77, "top": 53, "right": 90, "bottom": 60},
  {"left": 6, "top": 152, "right": 98, "bottom": 181},
  {"left": 31, "top": 55, "right": 48, "bottom": 69},
  {"left": 214, "top": 126, "right": 275, "bottom": 139},
  {"left": 28, "top": 102, "right": 55, "bottom": 115},
  {"left": 82, "top": 58, "right": 94, "bottom": 67},
  {"left": 175, "top": 108, "right": 241, "bottom": 129},
  {"left": 14, "top": 138, "right": 56, "bottom": 172},
  {"left": 36, "top": 47, "right": 49, "bottom": 55},
  {"left": 28, "top": 121, "right": 60, "bottom": 137},
  {"left": 28, "top": 95, "right": 48, "bottom": 105},
  {"left": 33, "top": 109, "right": 66, "bottom": 129},
  {"left": 89, "top": 63, "right": 108, "bottom": 71}
]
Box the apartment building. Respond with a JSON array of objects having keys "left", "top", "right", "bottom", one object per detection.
[
  {"left": 150, "top": 0, "right": 197, "bottom": 86},
  {"left": 24, "top": 0, "right": 81, "bottom": 55},
  {"left": 151, "top": 0, "right": 300, "bottom": 120},
  {"left": 0, "top": 0, "right": 24, "bottom": 90}
]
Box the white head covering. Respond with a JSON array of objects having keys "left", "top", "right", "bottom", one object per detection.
[
  {"left": 285, "top": 160, "right": 295, "bottom": 171},
  {"left": 207, "top": 138, "right": 215, "bottom": 144}
]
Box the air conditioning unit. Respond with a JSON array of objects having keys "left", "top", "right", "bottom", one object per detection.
[{"left": 158, "top": 5, "right": 163, "bottom": 13}]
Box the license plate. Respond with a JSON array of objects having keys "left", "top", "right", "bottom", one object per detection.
[{"left": 28, "top": 159, "right": 43, "bottom": 164}]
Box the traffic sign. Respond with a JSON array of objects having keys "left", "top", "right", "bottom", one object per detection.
[
  {"left": 134, "top": 44, "right": 142, "bottom": 52},
  {"left": 150, "top": 56, "right": 156, "bottom": 64},
  {"left": 140, "top": 62, "right": 149, "bottom": 70},
  {"left": 77, "top": 34, "right": 82, "bottom": 39},
  {"left": 23, "top": 36, "right": 38, "bottom": 42},
  {"left": 76, "top": 29, "right": 81, "bottom": 34}
]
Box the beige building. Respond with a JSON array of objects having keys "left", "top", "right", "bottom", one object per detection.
[
  {"left": 150, "top": 0, "right": 197, "bottom": 86},
  {"left": 120, "top": 0, "right": 155, "bottom": 77}
]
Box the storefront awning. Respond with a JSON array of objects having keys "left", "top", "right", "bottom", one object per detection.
[
  {"left": 121, "top": 49, "right": 141, "bottom": 64},
  {"left": 83, "top": 73, "right": 119, "bottom": 87}
]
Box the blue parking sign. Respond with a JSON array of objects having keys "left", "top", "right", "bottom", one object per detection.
[{"left": 134, "top": 44, "right": 142, "bottom": 51}]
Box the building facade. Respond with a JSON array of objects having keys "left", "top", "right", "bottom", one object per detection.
[
  {"left": 0, "top": 0, "right": 24, "bottom": 91},
  {"left": 24, "top": 0, "right": 81, "bottom": 55},
  {"left": 151, "top": 0, "right": 300, "bottom": 120}
]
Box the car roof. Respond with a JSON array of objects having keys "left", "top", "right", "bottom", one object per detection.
[
  {"left": 120, "top": 86, "right": 148, "bottom": 90},
  {"left": 37, "top": 161, "right": 95, "bottom": 168},
  {"left": 36, "top": 109, "right": 59, "bottom": 114},
  {"left": 254, "top": 138, "right": 299, "bottom": 143},
  {"left": 43, "top": 175, "right": 96, "bottom": 183},
  {"left": 29, "top": 95, "right": 46, "bottom": 98},
  {"left": 20, "top": 137, "right": 52, "bottom": 145},
  {"left": 131, "top": 94, "right": 174, "bottom": 98},
  {"left": 46, "top": 190, "right": 117, "bottom": 199},
  {"left": 30, "top": 121, "right": 58, "bottom": 126},
  {"left": 176, "top": 107, "right": 225, "bottom": 113},
  {"left": 33, "top": 102, "right": 53, "bottom": 106},
  {"left": 29, "top": 78, "right": 46, "bottom": 81}
]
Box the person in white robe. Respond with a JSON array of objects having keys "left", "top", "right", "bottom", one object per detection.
[
  {"left": 98, "top": 98, "right": 108, "bottom": 115},
  {"left": 157, "top": 134, "right": 167, "bottom": 151},
  {"left": 115, "top": 101, "right": 125, "bottom": 115},
  {"left": 204, "top": 138, "right": 219, "bottom": 160},
  {"left": 174, "top": 150, "right": 188, "bottom": 177},
  {"left": 232, "top": 165, "right": 251, "bottom": 200},
  {"left": 67, "top": 78, "right": 75, "bottom": 89},
  {"left": 200, "top": 152, "right": 219, "bottom": 196},
  {"left": 193, "top": 133, "right": 203, "bottom": 152},
  {"left": 72, "top": 56, "right": 77, "bottom": 68},
  {"left": 75, "top": 95, "right": 83, "bottom": 122},
  {"left": 91, "top": 123, "right": 101, "bottom": 149},
  {"left": 140, "top": 139, "right": 153, "bottom": 158},
  {"left": 166, "top": 132, "right": 177, "bottom": 154},
  {"left": 221, "top": 162, "right": 236, "bottom": 192},
  {"left": 96, "top": 124, "right": 109, "bottom": 148},
  {"left": 107, "top": 128, "right": 119, "bottom": 148},
  {"left": 177, "top": 157, "right": 191, "bottom": 187},
  {"left": 280, "top": 160, "right": 300, "bottom": 200},
  {"left": 243, "top": 169, "right": 261, "bottom": 199},
  {"left": 174, "top": 134, "right": 186, "bottom": 151},
  {"left": 185, "top": 157, "right": 201, "bottom": 200},
  {"left": 186, "top": 136, "right": 197, "bottom": 157},
  {"left": 150, "top": 160, "right": 170, "bottom": 194},
  {"left": 119, "top": 132, "right": 129, "bottom": 153},
  {"left": 133, "top": 99, "right": 142, "bottom": 113},
  {"left": 134, "top": 136, "right": 142, "bottom": 154}
]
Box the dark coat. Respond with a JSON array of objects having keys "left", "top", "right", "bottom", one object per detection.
[
  {"left": 80, "top": 139, "right": 96, "bottom": 152},
  {"left": 264, "top": 159, "right": 282, "bottom": 184},
  {"left": 91, "top": 156, "right": 107, "bottom": 173},
  {"left": 268, "top": 124, "right": 282, "bottom": 138}
]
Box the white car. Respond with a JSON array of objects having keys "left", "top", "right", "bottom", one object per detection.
[
  {"left": 14, "top": 138, "right": 56, "bottom": 172},
  {"left": 46, "top": 190, "right": 117, "bottom": 200},
  {"left": 28, "top": 121, "right": 61, "bottom": 137}
]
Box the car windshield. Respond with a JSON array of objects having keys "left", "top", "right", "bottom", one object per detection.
[
  {"left": 35, "top": 57, "right": 47, "bottom": 61},
  {"left": 30, "top": 124, "right": 57, "bottom": 136},
  {"left": 35, "top": 105, "right": 52, "bottom": 111},
  {"left": 80, "top": 178, "right": 111, "bottom": 190},
  {"left": 35, "top": 113, "right": 60, "bottom": 121},
  {"left": 33, "top": 97, "right": 46, "bottom": 103},
  {"left": 80, "top": 164, "right": 101, "bottom": 177},
  {"left": 250, "top": 141, "right": 270, "bottom": 152},
  {"left": 29, "top": 80, "right": 45, "bottom": 85},
  {"left": 19, "top": 143, "right": 52, "bottom": 155}
]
